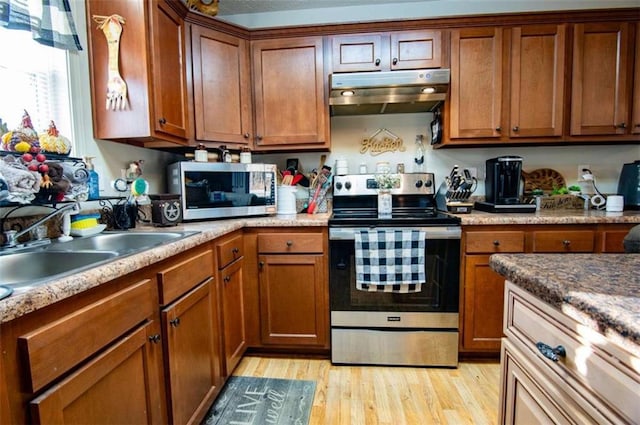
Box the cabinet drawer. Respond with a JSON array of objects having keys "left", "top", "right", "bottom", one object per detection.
[
  {"left": 531, "top": 230, "right": 594, "bottom": 252},
  {"left": 258, "top": 233, "right": 324, "bottom": 254},
  {"left": 465, "top": 231, "right": 525, "bottom": 253},
  {"left": 158, "top": 249, "right": 213, "bottom": 305},
  {"left": 599, "top": 230, "right": 629, "bottom": 253},
  {"left": 217, "top": 233, "right": 243, "bottom": 268},
  {"left": 505, "top": 285, "right": 640, "bottom": 423},
  {"left": 18, "top": 279, "right": 155, "bottom": 392}
]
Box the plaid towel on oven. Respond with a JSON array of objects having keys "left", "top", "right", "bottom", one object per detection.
[{"left": 355, "top": 229, "right": 426, "bottom": 293}]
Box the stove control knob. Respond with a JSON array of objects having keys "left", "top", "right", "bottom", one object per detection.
[
  {"left": 335, "top": 182, "right": 343, "bottom": 190},
  {"left": 345, "top": 181, "right": 352, "bottom": 190},
  {"left": 415, "top": 180, "right": 423, "bottom": 188},
  {"left": 424, "top": 180, "right": 432, "bottom": 188}
]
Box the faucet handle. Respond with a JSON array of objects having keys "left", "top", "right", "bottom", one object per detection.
[{"left": 3, "top": 230, "right": 18, "bottom": 247}]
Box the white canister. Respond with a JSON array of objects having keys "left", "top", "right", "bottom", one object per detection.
[
  {"left": 606, "top": 195, "right": 624, "bottom": 212},
  {"left": 277, "top": 185, "right": 298, "bottom": 217}
]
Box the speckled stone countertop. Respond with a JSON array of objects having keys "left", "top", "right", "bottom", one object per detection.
[
  {"left": 456, "top": 209, "right": 640, "bottom": 225},
  {"left": 0, "top": 213, "right": 330, "bottom": 324},
  {"left": 490, "top": 253, "right": 640, "bottom": 357}
]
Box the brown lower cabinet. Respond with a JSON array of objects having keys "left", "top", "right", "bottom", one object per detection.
[
  {"left": 243, "top": 228, "right": 329, "bottom": 351},
  {"left": 461, "top": 223, "right": 636, "bottom": 354}
]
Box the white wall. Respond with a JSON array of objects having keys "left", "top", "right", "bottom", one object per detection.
[{"left": 256, "top": 113, "right": 639, "bottom": 197}]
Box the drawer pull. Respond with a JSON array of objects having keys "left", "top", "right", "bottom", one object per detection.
[
  {"left": 170, "top": 318, "right": 181, "bottom": 327},
  {"left": 149, "top": 334, "right": 161, "bottom": 344},
  {"left": 493, "top": 240, "right": 500, "bottom": 246},
  {"left": 286, "top": 240, "right": 293, "bottom": 247},
  {"left": 536, "top": 342, "right": 566, "bottom": 362},
  {"left": 232, "top": 247, "right": 239, "bottom": 254},
  {"left": 224, "top": 275, "right": 231, "bottom": 283},
  {"left": 562, "top": 240, "right": 571, "bottom": 246}
]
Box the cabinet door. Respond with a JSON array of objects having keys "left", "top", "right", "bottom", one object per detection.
[
  {"left": 150, "top": 1, "right": 189, "bottom": 141},
  {"left": 462, "top": 255, "right": 504, "bottom": 352},
  {"left": 30, "top": 321, "right": 164, "bottom": 425},
  {"left": 258, "top": 254, "right": 327, "bottom": 347},
  {"left": 220, "top": 258, "right": 246, "bottom": 375},
  {"left": 163, "top": 279, "right": 220, "bottom": 425},
  {"left": 252, "top": 36, "right": 329, "bottom": 150},
  {"left": 571, "top": 22, "right": 631, "bottom": 136},
  {"left": 191, "top": 25, "right": 252, "bottom": 144},
  {"left": 390, "top": 30, "right": 442, "bottom": 70},
  {"left": 633, "top": 26, "right": 640, "bottom": 134},
  {"left": 510, "top": 25, "right": 566, "bottom": 138},
  {"left": 450, "top": 27, "right": 503, "bottom": 139},
  {"left": 331, "top": 33, "right": 387, "bottom": 72}
]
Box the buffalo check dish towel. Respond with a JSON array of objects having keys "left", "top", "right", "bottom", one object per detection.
[{"left": 355, "top": 229, "right": 426, "bottom": 293}]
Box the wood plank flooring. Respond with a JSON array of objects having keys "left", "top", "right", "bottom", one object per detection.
[{"left": 233, "top": 356, "right": 501, "bottom": 425}]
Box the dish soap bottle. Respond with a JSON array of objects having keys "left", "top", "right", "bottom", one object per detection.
[{"left": 85, "top": 156, "right": 100, "bottom": 200}]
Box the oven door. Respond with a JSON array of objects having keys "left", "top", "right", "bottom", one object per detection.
[{"left": 329, "top": 226, "right": 460, "bottom": 313}]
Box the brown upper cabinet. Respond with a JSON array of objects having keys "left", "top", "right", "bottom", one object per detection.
[
  {"left": 87, "top": 0, "right": 190, "bottom": 146},
  {"left": 634, "top": 26, "right": 640, "bottom": 134},
  {"left": 448, "top": 27, "right": 504, "bottom": 140},
  {"left": 447, "top": 25, "right": 567, "bottom": 144},
  {"left": 190, "top": 25, "right": 253, "bottom": 146},
  {"left": 509, "top": 25, "right": 566, "bottom": 138},
  {"left": 330, "top": 30, "right": 443, "bottom": 72},
  {"left": 571, "top": 22, "right": 632, "bottom": 136},
  {"left": 251, "top": 36, "right": 330, "bottom": 150}
]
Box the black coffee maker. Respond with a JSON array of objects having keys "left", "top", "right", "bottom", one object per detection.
[{"left": 475, "top": 156, "right": 536, "bottom": 213}]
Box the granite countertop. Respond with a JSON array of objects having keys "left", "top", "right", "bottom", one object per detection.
[
  {"left": 0, "top": 213, "right": 330, "bottom": 324},
  {"left": 489, "top": 253, "right": 640, "bottom": 357},
  {"left": 456, "top": 209, "right": 640, "bottom": 225}
]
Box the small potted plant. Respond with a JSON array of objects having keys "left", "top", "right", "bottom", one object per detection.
[
  {"left": 568, "top": 185, "right": 582, "bottom": 195},
  {"left": 375, "top": 171, "right": 399, "bottom": 218}
]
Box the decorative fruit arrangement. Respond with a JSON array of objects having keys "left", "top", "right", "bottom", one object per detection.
[
  {"left": 39, "top": 121, "right": 71, "bottom": 155},
  {"left": 20, "top": 152, "right": 49, "bottom": 177},
  {"left": 1, "top": 110, "right": 40, "bottom": 153}
]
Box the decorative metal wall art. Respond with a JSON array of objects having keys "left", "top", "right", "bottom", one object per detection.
[{"left": 360, "top": 128, "right": 406, "bottom": 156}]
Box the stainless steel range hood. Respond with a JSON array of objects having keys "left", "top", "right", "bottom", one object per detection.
[{"left": 329, "top": 69, "right": 449, "bottom": 116}]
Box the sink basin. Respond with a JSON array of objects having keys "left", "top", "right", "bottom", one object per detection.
[
  {"left": 0, "top": 251, "right": 118, "bottom": 291},
  {"left": 45, "top": 231, "right": 199, "bottom": 255},
  {"left": 0, "top": 230, "right": 199, "bottom": 295}
]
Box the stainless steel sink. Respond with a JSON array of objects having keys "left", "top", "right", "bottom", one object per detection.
[
  {"left": 0, "top": 250, "right": 118, "bottom": 291},
  {"left": 0, "top": 230, "right": 200, "bottom": 295},
  {"left": 45, "top": 231, "right": 199, "bottom": 255}
]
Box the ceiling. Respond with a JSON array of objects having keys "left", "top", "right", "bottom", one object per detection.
[{"left": 209, "top": 0, "right": 640, "bottom": 29}]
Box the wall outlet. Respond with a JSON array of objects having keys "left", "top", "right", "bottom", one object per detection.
[{"left": 578, "top": 164, "right": 590, "bottom": 181}]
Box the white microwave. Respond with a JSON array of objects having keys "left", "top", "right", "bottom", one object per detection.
[{"left": 167, "top": 162, "right": 277, "bottom": 221}]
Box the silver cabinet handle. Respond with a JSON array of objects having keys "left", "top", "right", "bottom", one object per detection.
[{"left": 536, "top": 342, "right": 566, "bottom": 362}]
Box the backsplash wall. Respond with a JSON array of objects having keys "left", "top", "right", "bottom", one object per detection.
[{"left": 257, "top": 113, "right": 640, "bottom": 197}]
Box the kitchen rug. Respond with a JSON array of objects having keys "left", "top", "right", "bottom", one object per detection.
[{"left": 202, "top": 376, "right": 316, "bottom": 425}]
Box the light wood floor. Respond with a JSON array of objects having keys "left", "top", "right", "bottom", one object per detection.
[{"left": 233, "top": 355, "right": 501, "bottom": 425}]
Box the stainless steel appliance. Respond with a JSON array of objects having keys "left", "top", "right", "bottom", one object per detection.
[
  {"left": 329, "top": 69, "right": 450, "bottom": 116},
  {"left": 475, "top": 156, "right": 535, "bottom": 213},
  {"left": 167, "top": 162, "right": 277, "bottom": 221},
  {"left": 329, "top": 173, "right": 461, "bottom": 367},
  {"left": 618, "top": 160, "right": 640, "bottom": 210}
]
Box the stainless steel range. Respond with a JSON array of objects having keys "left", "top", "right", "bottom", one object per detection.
[{"left": 329, "top": 173, "right": 461, "bottom": 367}]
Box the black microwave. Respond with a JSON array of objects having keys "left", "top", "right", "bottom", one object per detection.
[{"left": 167, "top": 162, "right": 277, "bottom": 221}]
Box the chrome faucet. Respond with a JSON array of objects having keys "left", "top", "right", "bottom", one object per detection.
[{"left": 2, "top": 202, "right": 79, "bottom": 248}]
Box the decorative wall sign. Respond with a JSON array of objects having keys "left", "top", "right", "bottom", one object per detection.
[
  {"left": 360, "top": 128, "right": 406, "bottom": 156},
  {"left": 93, "top": 14, "right": 128, "bottom": 111}
]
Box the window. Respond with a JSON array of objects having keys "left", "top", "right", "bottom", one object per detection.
[{"left": 0, "top": 26, "right": 72, "bottom": 147}]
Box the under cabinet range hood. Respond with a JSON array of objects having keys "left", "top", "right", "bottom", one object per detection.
[{"left": 329, "top": 69, "right": 450, "bottom": 116}]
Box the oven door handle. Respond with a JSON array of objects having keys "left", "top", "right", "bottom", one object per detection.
[{"left": 329, "top": 226, "right": 461, "bottom": 240}]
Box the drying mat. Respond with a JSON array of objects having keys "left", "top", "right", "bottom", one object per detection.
[
  {"left": 202, "top": 376, "right": 316, "bottom": 425},
  {"left": 522, "top": 168, "right": 566, "bottom": 193}
]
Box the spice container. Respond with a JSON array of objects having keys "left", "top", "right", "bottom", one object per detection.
[
  {"left": 194, "top": 144, "right": 208, "bottom": 162},
  {"left": 240, "top": 147, "right": 252, "bottom": 164}
]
